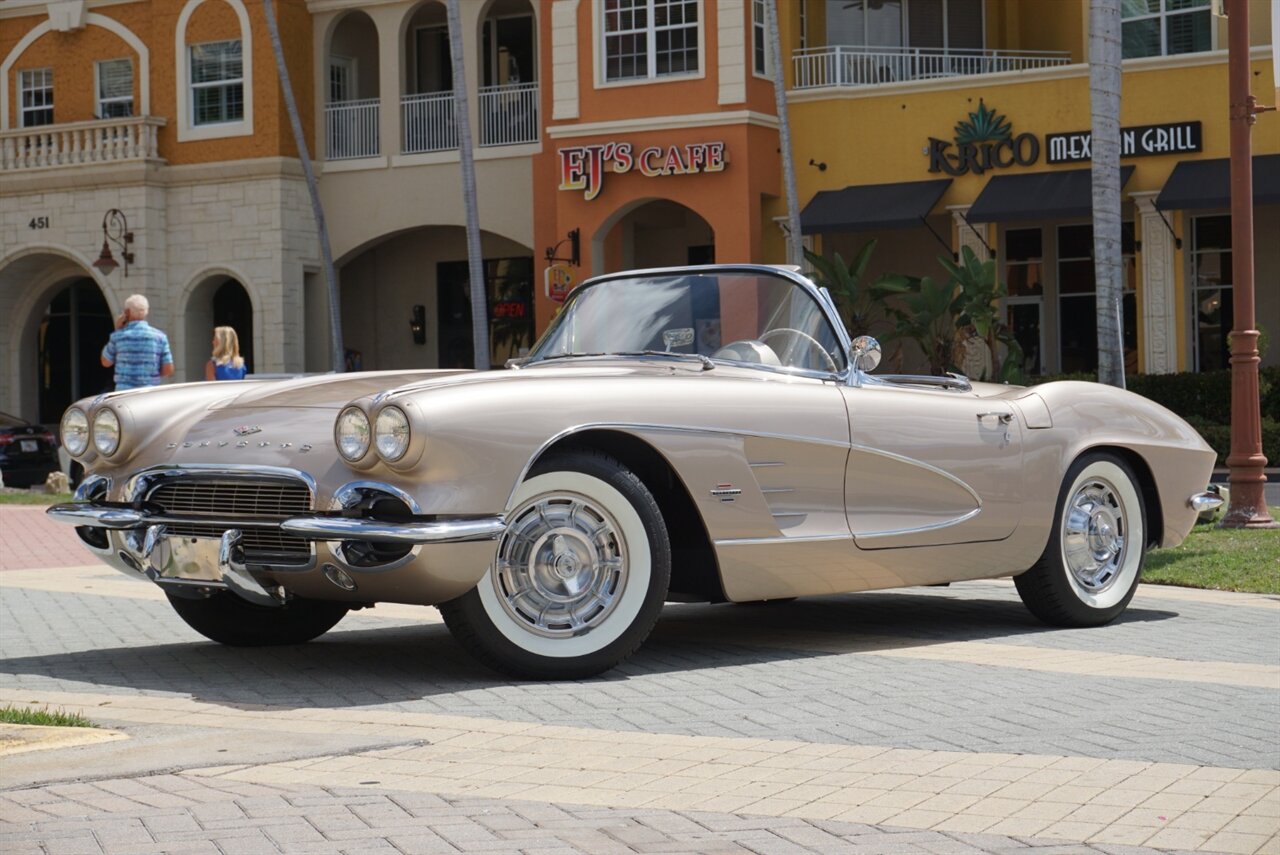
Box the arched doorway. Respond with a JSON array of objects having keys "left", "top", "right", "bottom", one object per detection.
[
  {"left": 0, "top": 251, "right": 114, "bottom": 423},
  {"left": 598, "top": 199, "right": 715, "bottom": 272},
  {"left": 338, "top": 226, "right": 534, "bottom": 370},
  {"left": 183, "top": 275, "right": 255, "bottom": 381},
  {"left": 37, "top": 280, "right": 114, "bottom": 422}
]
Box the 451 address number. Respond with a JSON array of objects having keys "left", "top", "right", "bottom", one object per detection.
[{"left": 29, "top": 216, "right": 50, "bottom": 229}]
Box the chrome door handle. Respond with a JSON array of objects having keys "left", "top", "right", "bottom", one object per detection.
[{"left": 976, "top": 412, "right": 1013, "bottom": 424}]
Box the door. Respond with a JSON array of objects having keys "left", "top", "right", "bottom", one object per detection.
[{"left": 839, "top": 384, "right": 1023, "bottom": 548}]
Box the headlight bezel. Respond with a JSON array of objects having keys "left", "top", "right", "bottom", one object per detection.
[
  {"left": 61, "top": 408, "right": 90, "bottom": 457},
  {"left": 374, "top": 406, "right": 411, "bottom": 462},
  {"left": 334, "top": 406, "right": 372, "bottom": 463},
  {"left": 92, "top": 408, "right": 122, "bottom": 456}
]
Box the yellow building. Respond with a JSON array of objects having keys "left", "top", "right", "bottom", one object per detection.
[{"left": 771, "top": 0, "right": 1279, "bottom": 376}]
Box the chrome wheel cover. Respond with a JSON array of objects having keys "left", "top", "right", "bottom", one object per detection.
[
  {"left": 493, "top": 492, "right": 628, "bottom": 638},
  {"left": 1062, "top": 477, "right": 1128, "bottom": 593}
]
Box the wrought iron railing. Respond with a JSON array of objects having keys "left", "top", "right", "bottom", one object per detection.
[
  {"left": 325, "top": 98, "right": 380, "bottom": 160},
  {"left": 792, "top": 45, "right": 1072, "bottom": 89}
]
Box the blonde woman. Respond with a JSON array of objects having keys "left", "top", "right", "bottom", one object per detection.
[{"left": 205, "top": 326, "right": 248, "bottom": 381}]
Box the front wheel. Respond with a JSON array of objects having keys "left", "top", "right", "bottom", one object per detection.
[
  {"left": 1015, "top": 452, "right": 1147, "bottom": 627},
  {"left": 166, "top": 591, "right": 349, "bottom": 646},
  {"left": 440, "top": 450, "right": 671, "bottom": 680}
]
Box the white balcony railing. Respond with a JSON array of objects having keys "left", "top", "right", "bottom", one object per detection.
[
  {"left": 402, "top": 91, "right": 457, "bottom": 154},
  {"left": 325, "top": 98, "right": 380, "bottom": 160},
  {"left": 478, "top": 82, "right": 539, "bottom": 147},
  {"left": 1, "top": 116, "right": 164, "bottom": 171},
  {"left": 792, "top": 45, "right": 1072, "bottom": 90}
]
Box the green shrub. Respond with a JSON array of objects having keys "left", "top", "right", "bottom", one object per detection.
[{"left": 1182, "top": 415, "right": 1278, "bottom": 466}]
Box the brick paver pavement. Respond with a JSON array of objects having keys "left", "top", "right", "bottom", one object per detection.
[
  {"left": 1, "top": 506, "right": 1278, "bottom": 854},
  {"left": 0, "top": 504, "right": 91, "bottom": 572}
]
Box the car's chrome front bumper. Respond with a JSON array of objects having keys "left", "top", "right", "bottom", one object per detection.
[{"left": 47, "top": 503, "right": 505, "bottom": 545}]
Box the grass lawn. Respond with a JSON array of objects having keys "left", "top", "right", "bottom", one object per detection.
[
  {"left": 0, "top": 705, "right": 96, "bottom": 728},
  {"left": 1144, "top": 509, "right": 1280, "bottom": 595},
  {"left": 0, "top": 491, "right": 71, "bottom": 505}
]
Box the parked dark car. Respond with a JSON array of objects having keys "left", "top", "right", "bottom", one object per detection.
[{"left": 0, "top": 412, "right": 59, "bottom": 488}]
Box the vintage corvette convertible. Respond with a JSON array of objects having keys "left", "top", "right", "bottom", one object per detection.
[{"left": 50, "top": 265, "right": 1221, "bottom": 679}]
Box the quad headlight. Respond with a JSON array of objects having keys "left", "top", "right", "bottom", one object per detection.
[
  {"left": 335, "top": 407, "right": 371, "bottom": 462},
  {"left": 61, "top": 408, "right": 90, "bottom": 457},
  {"left": 92, "top": 408, "right": 121, "bottom": 456},
  {"left": 374, "top": 406, "right": 411, "bottom": 462}
]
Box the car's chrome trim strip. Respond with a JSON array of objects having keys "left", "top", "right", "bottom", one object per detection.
[
  {"left": 853, "top": 507, "right": 984, "bottom": 541},
  {"left": 715, "top": 533, "right": 854, "bottom": 547},
  {"left": 279, "top": 515, "right": 506, "bottom": 545},
  {"left": 848, "top": 442, "right": 984, "bottom": 508}
]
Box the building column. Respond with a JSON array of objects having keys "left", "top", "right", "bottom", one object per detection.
[
  {"left": 372, "top": 8, "right": 402, "bottom": 162},
  {"left": 949, "top": 205, "right": 990, "bottom": 261},
  {"left": 1132, "top": 191, "right": 1178, "bottom": 375}
]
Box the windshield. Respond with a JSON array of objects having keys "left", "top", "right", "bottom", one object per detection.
[{"left": 528, "top": 270, "right": 847, "bottom": 374}]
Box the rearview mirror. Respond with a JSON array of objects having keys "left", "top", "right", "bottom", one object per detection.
[{"left": 851, "top": 336, "right": 881, "bottom": 373}]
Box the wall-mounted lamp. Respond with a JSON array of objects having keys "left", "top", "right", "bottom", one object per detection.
[
  {"left": 409, "top": 304, "right": 426, "bottom": 345},
  {"left": 808, "top": 159, "right": 827, "bottom": 172},
  {"left": 92, "top": 208, "right": 134, "bottom": 277},
  {"left": 544, "top": 228, "right": 581, "bottom": 267}
]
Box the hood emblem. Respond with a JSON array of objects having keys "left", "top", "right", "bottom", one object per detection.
[{"left": 233, "top": 425, "right": 261, "bottom": 436}]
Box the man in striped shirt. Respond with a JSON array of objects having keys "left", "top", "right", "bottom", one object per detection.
[{"left": 100, "top": 294, "right": 175, "bottom": 390}]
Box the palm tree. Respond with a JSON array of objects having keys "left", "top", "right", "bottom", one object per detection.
[
  {"left": 764, "top": 0, "right": 802, "bottom": 266},
  {"left": 446, "top": 0, "right": 491, "bottom": 370},
  {"left": 1090, "top": 0, "right": 1125, "bottom": 388},
  {"left": 261, "top": 0, "right": 343, "bottom": 372}
]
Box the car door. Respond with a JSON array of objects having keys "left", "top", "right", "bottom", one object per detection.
[{"left": 838, "top": 384, "right": 1023, "bottom": 549}]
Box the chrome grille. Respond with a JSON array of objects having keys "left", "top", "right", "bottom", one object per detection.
[{"left": 147, "top": 479, "right": 312, "bottom": 564}]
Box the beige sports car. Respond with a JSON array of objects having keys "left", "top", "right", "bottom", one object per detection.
[{"left": 50, "top": 265, "right": 1221, "bottom": 679}]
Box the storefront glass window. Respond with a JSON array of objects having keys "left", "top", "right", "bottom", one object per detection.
[
  {"left": 1121, "top": 0, "right": 1210, "bottom": 59},
  {"left": 1003, "top": 228, "right": 1044, "bottom": 376},
  {"left": 1056, "top": 224, "right": 1137, "bottom": 376},
  {"left": 603, "top": 0, "right": 699, "bottom": 82},
  {"left": 1192, "top": 215, "right": 1233, "bottom": 372}
]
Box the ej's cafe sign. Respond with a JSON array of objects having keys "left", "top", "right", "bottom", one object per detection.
[{"left": 559, "top": 141, "right": 727, "bottom": 201}]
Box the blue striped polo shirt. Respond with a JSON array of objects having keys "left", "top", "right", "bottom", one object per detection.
[{"left": 102, "top": 320, "right": 174, "bottom": 390}]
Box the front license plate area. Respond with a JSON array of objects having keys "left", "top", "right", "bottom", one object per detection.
[{"left": 149, "top": 535, "right": 224, "bottom": 583}]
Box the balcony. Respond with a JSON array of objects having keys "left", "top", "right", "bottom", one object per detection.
[
  {"left": 478, "top": 82, "right": 538, "bottom": 148},
  {"left": 325, "top": 99, "right": 379, "bottom": 161},
  {"left": 792, "top": 45, "right": 1073, "bottom": 90},
  {"left": 0, "top": 116, "right": 165, "bottom": 171},
  {"left": 402, "top": 91, "right": 457, "bottom": 155}
]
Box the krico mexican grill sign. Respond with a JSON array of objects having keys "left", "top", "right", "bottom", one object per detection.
[
  {"left": 559, "top": 141, "right": 727, "bottom": 201},
  {"left": 928, "top": 100, "right": 1202, "bottom": 176}
]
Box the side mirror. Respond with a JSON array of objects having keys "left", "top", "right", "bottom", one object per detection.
[{"left": 850, "top": 335, "right": 881, "bottom": 373}]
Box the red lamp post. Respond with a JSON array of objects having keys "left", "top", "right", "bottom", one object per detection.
[{"left": 1222, "top": 0, "right": 1276, "bottom": 528}]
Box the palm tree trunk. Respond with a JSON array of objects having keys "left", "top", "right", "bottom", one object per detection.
[
  {"left": 1090, "top": 0, "right": 1125, "bottom": 388},
  {"left": 764, "top": 0, "right": 802, "bottom": 266},
  {"left": 261, "top": 0, "right": 344, "bottom": 373},
  {"left": 446, "top": 0, "right": 491, "bottom": 370}
]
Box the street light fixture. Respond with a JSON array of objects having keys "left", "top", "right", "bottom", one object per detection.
[{"left": 92, "top": 208, "right": 134, "bottom": 277}]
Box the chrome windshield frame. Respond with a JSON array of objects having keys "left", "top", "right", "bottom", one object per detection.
[{"left": 526, "top": 264, "right": 855, "bottom": 382}]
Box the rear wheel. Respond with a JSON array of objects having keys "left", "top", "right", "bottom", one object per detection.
[
  {"left": 440, "top": 450, "right": 670, "bottom": 680},
  {"left": 166, "top": 591, "right": 349, "bottom": 646},
  {"left": 1015, "top": 452, "right": 1147, "bottom": 627}
]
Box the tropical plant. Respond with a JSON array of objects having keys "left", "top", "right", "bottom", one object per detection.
[
  {"left": 886, "top": 274, "right": 956, "bottom": 376},
  {"left": 803, "top": 241, "right": 909, "bottom": 339},
  {"left": 953, "top": 99, "right": 1011, "bottom": 145},
  {"left": 1090, "top": 0, "right": 1125, "bottom": 388},
  {"left": 940, "top": 246, "right": 1027, "bottom": 384},
  {"left": 261, "top": 0, "right": 343, "bottom": 372},
  {"left": 445, "top": 0, "right": 491, "bottom": 370}
]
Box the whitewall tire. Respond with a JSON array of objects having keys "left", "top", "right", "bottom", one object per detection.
[
  {"left": 440, "top": 450, "right": 671, "bottom": 679},
  {"left": 1015, "top": 452, "right": 1147, "bottom": 627}
]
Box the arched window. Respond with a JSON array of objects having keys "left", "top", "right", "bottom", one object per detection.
[{"left": 175, "top": 0, "right": 254, "bottom": 141}]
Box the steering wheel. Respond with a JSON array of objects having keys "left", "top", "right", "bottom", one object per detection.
[{"left": 759, "top": 328, "right": 839, "bottom": 372}]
